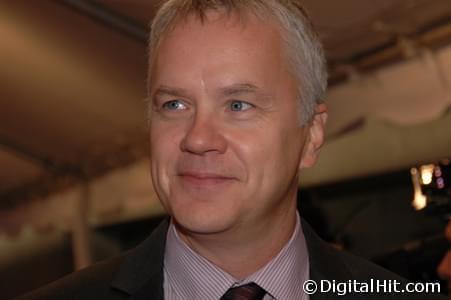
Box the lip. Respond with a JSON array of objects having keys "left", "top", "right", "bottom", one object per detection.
[{"left": 178, "top": 172, "right": 235, "bottom": 186}]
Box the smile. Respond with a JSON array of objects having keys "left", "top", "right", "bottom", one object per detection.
[{"left": 178, "top": 172, "right": 236, "bottom": 187}]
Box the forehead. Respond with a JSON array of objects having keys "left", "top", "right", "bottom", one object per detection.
[{"left": 149, "top": 10, "right": 295, "bottom": 95}]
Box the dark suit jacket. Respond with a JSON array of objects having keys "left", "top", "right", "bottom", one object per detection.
[{"left": 18, "top": 218, "right": 446, "bottom": 299}]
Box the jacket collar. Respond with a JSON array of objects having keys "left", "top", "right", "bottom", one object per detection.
[
  {"left": 110, "top": 218, "right": 169, "bottom": 300},
  {"left": 301, "top": 218, "right": 365, "bottom": 300}
]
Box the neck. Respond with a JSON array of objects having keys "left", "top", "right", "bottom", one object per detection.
[{"left": 174, "top": 200, "right": 298, "bottom": 279}]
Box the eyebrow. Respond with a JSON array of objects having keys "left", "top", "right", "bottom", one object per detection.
[
  {"left": 152, "top": 82, "right": 269, "bottom": 99},
  {"left": 218, "top": 83, "right": 260, "bottom": 97},
  {"left": 152, "top": 85, "right": 191, "bottom": 99}
]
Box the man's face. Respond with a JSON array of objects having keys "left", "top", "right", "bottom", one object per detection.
[{"left": 148, "top": 11, "right": 325, "bottom": 236}]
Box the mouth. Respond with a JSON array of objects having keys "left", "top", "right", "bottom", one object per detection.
[{"left": 178, "top": 172, "right": 236, "bottom": 187}]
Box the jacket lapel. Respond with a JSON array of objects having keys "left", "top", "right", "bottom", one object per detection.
[
  {"left": 110, "top": 218, "right": 170, "bottom": 300},
  {"left": 301, "top": 219, "right": 362, "bottom": 300}
]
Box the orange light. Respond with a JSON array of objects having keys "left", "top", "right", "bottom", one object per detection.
[
  {"left": 410, "top": 168, "right": 427, "bottom": 210},
  {"left": 420, "top": 164, "right": 435, "bottom": 185}
]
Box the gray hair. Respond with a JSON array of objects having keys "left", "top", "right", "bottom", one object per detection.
[{"left": 148, "top": 0, "right": 327, "bottom": 124}]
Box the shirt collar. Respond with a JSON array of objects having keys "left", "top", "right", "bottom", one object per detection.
[
  {"left": 245, "top": 213, "right": 309, "bottom": 299},
  {"left": 164, "top": 212, "right": 309, "bottom": 299}
]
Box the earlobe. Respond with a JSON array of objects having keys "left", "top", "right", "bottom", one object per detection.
[{"left": 299, "top": 103, "right": 328, "bottom": 169}]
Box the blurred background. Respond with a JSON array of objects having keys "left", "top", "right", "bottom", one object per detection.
[{"left": 1, "top": 0, "right": 450, "bottom": 298}]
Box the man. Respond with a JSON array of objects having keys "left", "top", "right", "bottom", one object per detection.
[
  {"left": 20, "top": 0, "right": 445, "bottom": 299},
  {"left": 438, "top": 220, "right": 451, "bottom": 299}
]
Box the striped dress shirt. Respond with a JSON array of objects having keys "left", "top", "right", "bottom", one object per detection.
[{"left": 163, "top": 213, "right": 310, "bottom": 300}]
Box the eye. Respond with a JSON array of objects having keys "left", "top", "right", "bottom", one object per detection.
[
  {"left": 162, "top": 100, "right": 187, "bottom": 110},
  {"left": 230, "top": 100, "right": 253, "bottom": 112}
]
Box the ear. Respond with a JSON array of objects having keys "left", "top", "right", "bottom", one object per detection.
[{"left": 299, "top": 103, "right": 328, "bottom": 169}]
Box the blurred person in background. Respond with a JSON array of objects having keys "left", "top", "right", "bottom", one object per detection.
[{"left": 438, "top": 220, "right": 451, "bottom": 299}]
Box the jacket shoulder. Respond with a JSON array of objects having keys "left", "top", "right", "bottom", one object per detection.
[
  {"left": 338, "top": 250, "right": 444, "bottom": 299},
  {"left": 17, "top": 219, "right": 169, "bottom": 300},
  {"left": 301, "top": 218, "right": 445, "bottom": 299},
  {"left": 17, "top": 253, "right": 127, "bottom": 300}
]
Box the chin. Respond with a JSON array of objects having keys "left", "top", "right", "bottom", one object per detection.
[{"left": 171, "top": 205, "right": 235, "bottom": 236}]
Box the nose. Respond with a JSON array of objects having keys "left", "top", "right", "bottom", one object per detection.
[{"left": 180, "top": 112, "right": 227, "bottom": 155}]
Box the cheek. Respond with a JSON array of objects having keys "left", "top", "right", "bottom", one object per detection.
[
  {"left": 150, "top": 119, "right": 185, "bottom": 158},
  {"left": 149, "top": 123, "right": 184, "bottom": 191},
  {"left": 243, "top": 124, "right": 303, "bottom": 186},
  {"left": 228, "top": 128, "right": 285, "bottom": 185}
]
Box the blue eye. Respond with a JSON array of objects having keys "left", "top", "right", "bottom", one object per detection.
[
  {"left": 162, "top": 100, "right": 187, "bottom": 110},
  {"left": 230, "top": 101, "right": 253, "bottom": 111}
]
